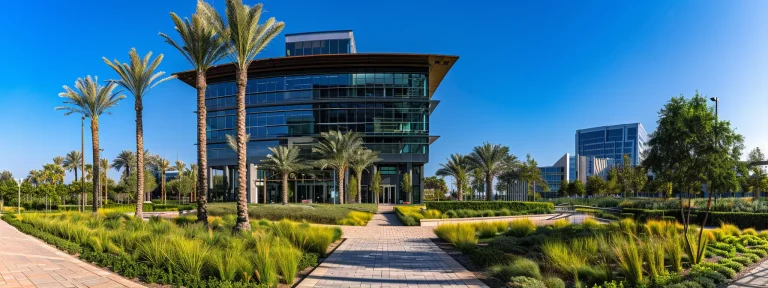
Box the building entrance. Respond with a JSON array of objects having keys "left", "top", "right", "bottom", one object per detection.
[{"left": 380, "top": 185, "right": 397, "bottom": 204}]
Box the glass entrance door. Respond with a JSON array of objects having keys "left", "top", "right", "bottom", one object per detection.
[{"left": 380, "top": 185, "right": 397, "bottom": 204}]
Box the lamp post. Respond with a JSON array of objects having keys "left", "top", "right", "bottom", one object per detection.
[
  {"left": 81, "top": 116, "right": 85, "bottom": 212},
  {"left": 15, "top": 178, "right": 22, "bottom": 214},
  {"left": 709, "top": 97, "right": 719, "bottom": 200}
]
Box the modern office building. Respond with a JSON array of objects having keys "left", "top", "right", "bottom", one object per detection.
[
  {"left": 575, "top": 123, "right": 648, "bottom": 166},
  {"left": 537, "top": 154, "right": 570, "bottom": 196},
  {"left": 175, "top": 30, "right": 458, "bottom": 204}
]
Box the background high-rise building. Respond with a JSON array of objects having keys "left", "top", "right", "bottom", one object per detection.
[{"left": 575, "top": 123, "right": 648, "bottom": 166}]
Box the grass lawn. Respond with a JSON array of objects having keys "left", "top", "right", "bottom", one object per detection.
[
  {"left": 2, "top": 209, "right": 342, "bottom": 287},
  {"left": 207, "top": 203, "right": 376, "bottom": 226},
  {"left": 434, "top": 217, "right": 768, "bottom": 288}
]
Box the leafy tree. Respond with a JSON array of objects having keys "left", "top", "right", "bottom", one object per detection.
[
  {"left": 467, "top": 142, "right": 518, "bottom": 200},
  {"left": 424, "top": 176, "right": 448, "bottom": 201},
  {"left": 401, "top": 173, "right": 413, "bottom": 203},
  {"left": 558, "top": 179, "right": 569, "bottom": 197},
  {"left": 0, "top": 179, "right": 17, "bottom": 211},
  {"left": 519, "top": 154, "right": 549, "bottom": 196},
  {"left": 746, "top": 147, "right": 768, "bottom": 198},
  {"left": 436, "top": 154, "right": 472, "bottom": 201},
  {"left": 56, "top": 76, "right": 125, "bottom": 213},
  {"left": 203, "top": 0, "right": 285, "bottom": 232},
  {"left": 348, "top": 176, "right": 359, "bottom": 203},
  {"left": 586, "top": 175, "right": 606, "bottom": 196},
  {"left": 568, "top": 180, "right": 586, "bottom": 197},
  {"left": 0, "top": 170, "right": 13, "bottom": 182},
  {"left": 161, "top": 0, "right": 229, "bottom": 225},
  {"left": 350, "top": 149, "right": 380, "bottom": 203},
  {"left": 313, "top": 131, "right": 363, "bottom": 205},
  {"left": 122, "top": 170, "right": 158, "bottom": 199},
  {"left": 155, "top": 158, "right": 171, "bottom": 204},
  {"left": 260, "top": 146, "right": 307, "bottom": 205},
  {"left": 748, "top": 147, "right": 765, "bottom": 164},
  {"left": 643, "top": 92, "right": 744, "bottom": 265},
  {"left": 370, "top": 171, "right": 382, "bottom": 205},
  {"left": 104, "top": 48, "right": 173, "bottom": 218},
  {"left": 606, "top": 168, "right": 619, "bottom": 195}
]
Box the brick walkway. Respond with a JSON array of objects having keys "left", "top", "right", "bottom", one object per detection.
[
  {"left": 0, "top": 218, "right": 144, "bottom": 288},
  {"left": 297, "top": 205, "right": 488, "bottom": 288},
  {"left": 729, "top": 259, "right": 768, "bottom": 287}
]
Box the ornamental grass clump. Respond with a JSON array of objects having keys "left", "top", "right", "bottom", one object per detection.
[
  {"left": 169, "top": 235, "right": 210, "bottom": 280},
  {"left": 507, "top": 218, "right": 536, "bottom": 237},
  {"left": 719, "top": 223, "right": 741, "bottom": 236},
  {"left": 550, "top": 219, "right": 570, "bottom": 229},
  {"left": 137, "top": 235, "right": 168, "bottom": 268},
  {"left": 613, "top": 236, "right": 643, "bottom": 285},
  {"left": 434, "top": 223, "right": 477, "bottom": 250},
  {"left": 542, "top": 240, "right": 586, "bottom": 278},
  {"left": 475, "top": 222, "right": 500, "bottom": 238},
  {"left": 273, "top": 237, "right": 302, "bottom": 285},
  {"left": 665, "top": 234, "right": 684, "bottom": 273},
  {"left": 642, "top": 238, "right": 668, "bottom": 280},
  {"left": 251, "top": 233, "right": 278, "bottom": 286}
]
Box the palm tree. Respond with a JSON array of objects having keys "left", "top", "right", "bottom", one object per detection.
[
  {"left": 101, "top": 158, "right": 110, "bottom": 206},
  {"left": 84, "top": 164, "right": 93, "bottom": 182},
  {"left": 52, "top": 156, "right": 64, "bottom": 167},
  {"left": 202, "top": 0, "right": 285, "bottom": 232},
  {"left": 350, "top": 149, "right": 381, "bottom": 203},
  {"left": 189, "top": 163, "right": 198, "bottom": 202},
  {"left": 160, "top": 0, "right": 229, "bottom": 225},
  {"left": 313, "top": 131, "right": 363, "bottom": 204},
  {"left": 63, "top": 151, "right": 82, "bottom": 183},
  {"left": 156, "top": 158, "right": 171, "bottom": 204},
  {"left": 261, "top": 146, "right": 307, "bottom": 205},
  {"left": 436, "top": 153, "right": 472, "bottom": 201},
  {"left": 111, "top": 150, "right": 135, "bottom": 179},
  {"left": 56, "top": 76, "right": 125, "bottom": 213},
  {"left": 103, "top": 48, "right": 175, "bottom": 218},
  {"left": 467, "top": 142, "right": 517, "bottom": 201},
  {"left": 174, "top": 160, "right": 186, "bottom": 202}
]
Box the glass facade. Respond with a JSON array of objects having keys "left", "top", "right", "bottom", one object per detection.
[
  {"left": 539, "top": 166, "right": 565, "bottom": 191},
  {"left": 286, "top": 39, "right": 352, "bottom": 56},
  {"left": 575, "top": 123, "right": 647, "bottom": 166}
]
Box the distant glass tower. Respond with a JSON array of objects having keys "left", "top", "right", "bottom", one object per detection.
[{"left": 575, "top": 123, "right": 648, "bottom": 166}]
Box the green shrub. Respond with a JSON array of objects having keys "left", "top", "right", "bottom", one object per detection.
[
  {"left": 689, "top": 267, "right": 727, "bottom": 284},
  {"left": 434, "top": 223, "right": 477, "bottom": 250},
  {"left": 577, "top": 265, "right": 608, "bottom": 285},
  {"left": 489, "top": 257, "right": 541, "bottom": 281},
  {"left": 169, "top": 236, "right": 210, "bottom": 280},
  {"left": 507, "top": 276, "right": 547, "bottom": 288},
  {"left": 481, "top": 209, "right": 495, "bottom": 217},
  {"left": 543, "top": 276, "right": 566, "bottom": 288},
  {"left": 298, "top": 252, "right": 318, "bottom": 271},
  {"left": 467, "top": 246, "right": 510, "bottom": 268},
  {"left": 207, "top": 203, "right": 376, "bottom": 225},
  {"left": 507, "top": 219, "right": 536, "bottom": 237},
  {"left": 475, "top": 222, "right": 499, "bottom": 238},
  {"left": 550, "top": 219, "right": 570, "bottom": 229},
  {"left": 729, "top": 255, "right": 753, "bottom": 265},
  {"left": 445, "top": 210, "right": 458, "bottom": 218},
  {"left": 717, "top": 259, "right": 744, "bottom": 272},
  {"left": 694, "top": 262, "right": 736, "bottom": 279},
  {"left": 425, "top": 201, "right": 554, "bottom": 214},
  {"left": 498, "top": 208, "right": 512, "bottom": 216}
]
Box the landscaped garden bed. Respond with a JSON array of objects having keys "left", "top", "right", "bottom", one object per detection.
[
  {"left": 432, "top": 217, "right": 768, "bottom": 288},
  {"left": 1, "top": 210, "right": 342, "bottom": 287},
  {"left": 206, "top": 203, "right": 376, "bottom": 226},
  {"left": 394, "top": 201, "right": 555, "bottom": 226}
]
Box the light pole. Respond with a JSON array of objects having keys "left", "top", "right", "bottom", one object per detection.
[
  {"left": 15, "top": 178, "right": 22, "bottom": 214},
  {"left": 81, "top": 116, "right": 85, "bottom": 212},
  {"left": 710, "top": 97, "right": 719, "bottom": 200}
]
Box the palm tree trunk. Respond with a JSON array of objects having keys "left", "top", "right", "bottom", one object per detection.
[
  {"left": 104, "top": 177, "right": 107, "bottom": 207},
  {"left": 282, "top": 174, "right": 289, "bottom": 205},
  {"left": 196, "top": 72, "right": 209, "bottom": 225},
  {"left": 91, "top": 118, "right": 100, "bottom": 214},
  {"left": 356, "top": 171, "right": 363, "bottom": 203},
  {"left": 161, "top": 171, "right": 166, "bottom": 204},
  {"left": 135, "top": 99, "right": 145, "bottom": 219},
  {"left": 458, "top": 185, "right": 463, "bottom": 202},
  {"left": 485, "top": 175, "right": 493, "bottom": 201},
  {"left": 234, "top": 68, "right": 251, "bottom": 232},
  {"left": 338, "top": 167, "right": 346, "bottom": 205}
]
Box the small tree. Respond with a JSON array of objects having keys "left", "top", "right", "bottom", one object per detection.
[
  {"left": 401, "top": 173, "right": 413, "bottom": 203},
  {"left": 558, "top": 180, "right": 569, "bottom": 197},
  {"left": 348, "top": 176, "right": 359, "bottom": 203},
  {"left": 586, "top": 175, "right": 606, "bottom": 196},
  {"left": 424, "top": 176, "right": 448, "bottom": 201},
  {"left": 569, "top": 180, "right": 585, "bottom": 197},
  {"left": 370, "top": 171, "right": 382, "bottom": 205}
]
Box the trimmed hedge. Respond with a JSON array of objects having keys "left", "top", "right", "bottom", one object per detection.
[
  {"left": 425, "top": 201, "right": 554, "bottom": 214},
  {"left": 622, "top": 208, "right": 768, "bottom": 230}
]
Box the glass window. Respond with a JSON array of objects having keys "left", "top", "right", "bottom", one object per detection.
[
  {"left": 285, "top": 42, "right": 294, "bottom": 56},
  {"left": 339, "top": 39, "right": 350, "bottom": 54},
  {"left": 329, "top": 40, "right": 338, "bottom": 54},
  {"left": 321, "top": 40, "right": 329, "bottom": 54}
]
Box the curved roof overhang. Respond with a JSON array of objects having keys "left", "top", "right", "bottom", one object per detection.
[{"left": 174, "top": 53, "right": 458, "bottom": 99}]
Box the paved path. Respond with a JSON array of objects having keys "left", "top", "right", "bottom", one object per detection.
[
  {"left": 297, "top": 205, "right": 487, "bottom": 288},
  {"left": 0, "top": 218, "right": 144, "bottom": 288},
  {"left": 729, "top": 259, "right": 768, "bottom": 287}
]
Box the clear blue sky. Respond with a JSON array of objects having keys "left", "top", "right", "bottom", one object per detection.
[{"left": 1, "top": 0, "right": 767, "bottom": 182}]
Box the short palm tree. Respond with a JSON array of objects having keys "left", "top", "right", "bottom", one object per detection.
[
  {"left": 156, "top": 158, "right": 171, "bottom": 204},
  {"left": 101, "top": 158, "right": 110, "bottom": 206},
  {"left": 189, "top": 163, "right": 198, "bottom": 201},
  {"left": 160, "top": 0, "right": 229, "bottom": 225},
  {"left": 261, "top": 146, "right": 307, "bottom": 204},
  {"left": 174, "top": 160, "right": 186, "bottom": 201},
  {"left": 313, "top": 131, "right": 363, "bottom": 204},
  {"left": 104, "top": 48, "right": 175, "bottom": 218},
  {"left": 84, "top": 164, "right": 93, "bottom": 182},
  {"left": 52, "top": 156, "right": 64, "bottom": 167},
  {"left": 203, "top": 0, "right": 285, "bottom": 232},
  {"left": 111, "top": 150, "right": 135, "bottom": 179},
  {"left": 63, "top": 151, "right": 82, "bottom": 182},
  {"left": 436, "top": 153, "right": 472, "bottom": 201},
  {"left": 56, "top": 76, "right": 125, "bottom": 213},
  {"left": 467, "top": 142, "right": 517, "bottom": 201},
  {"left": 350, "top": 149, "right": 381, "bottom": 203}
]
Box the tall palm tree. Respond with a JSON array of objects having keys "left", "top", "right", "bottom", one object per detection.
[
  {"left": 350, "top": 149, "right": 381, "bottom": 203},
  {"left": 111, "top": 150, "right": 135, "bottom": 179},
  {"left": 104, "top": 49, "right": 175, "bottom": 218},
  {"left": 63, "top": 151, "right": 82, "bottom": 183},
  {"left": 436, "top": 154, "right": 473, "bottom": 201},
  {"left": 84, "top": 164, "right": 94, "bottom": 182},
  {"left": 313, "top": 131, "right": 363, "bottom": 204},
  {"left": 101, "top": 158, "right": 110, "bottom": 206},
  {"left": 467, "top": 142, "right": 517, "bottom": 201},
  {"left": 156, "top": 158, "right": 171, "bottom": 204},
  {"left": 174, "top": 160, "right": 186, "bottom": 202},
  {"left": 202, "top": 0, "right": 285, "bottom": 231},
  {"left": 261, "top": 146, "right": 307, "bottom": 204},
  {"left": 160, "top": 0, "right": 229, "bottom": 226},
  {"left": 56, "top": 76, "right": 125, "bottom": 213},
  {"left": 52, "top": 156, "right": 64, "bottom": 167}
]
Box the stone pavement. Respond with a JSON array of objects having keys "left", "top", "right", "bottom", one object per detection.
[
  {"left": 0, "top": 218, "right": 144, "bottom": 288},
  {"left": 729, "top": 259, "right": 768, "bottom": 287},
  {"left": 297, "top": 205, "right": 488, "bottom": 288}
]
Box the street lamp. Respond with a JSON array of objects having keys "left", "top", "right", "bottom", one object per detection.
[
  {"left": 709, "top": 97, "right": 718, "bottom": 119},
  {"left": 15, "top": 178, "right": 23, "bottom": 214}
]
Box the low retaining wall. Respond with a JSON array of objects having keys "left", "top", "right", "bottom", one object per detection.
[{"left": 419, "top": 213, "right": 594, "bottom": 227}]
